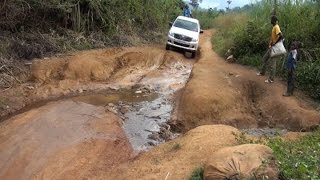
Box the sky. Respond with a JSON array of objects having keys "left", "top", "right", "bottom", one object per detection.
[{"left": 198, "top": 0, "right": 251, "bottom": 10}]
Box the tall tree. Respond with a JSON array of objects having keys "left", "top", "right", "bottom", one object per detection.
[
  {"left": 189, "top": 0, "right": 203, "bottom": 9},
  {"left": 226, "top": 0, "right": 232, "bottom": 11}
]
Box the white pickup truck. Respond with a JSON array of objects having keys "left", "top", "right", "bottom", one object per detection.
[{"left": 166, "top": 16, "right": 203, "bottom": 58}]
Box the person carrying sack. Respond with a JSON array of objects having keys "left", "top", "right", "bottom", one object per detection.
[{"left": 257, "top": 15, "right": 285, "bottom": 83}]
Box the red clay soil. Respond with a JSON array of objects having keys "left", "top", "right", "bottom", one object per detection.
[
  {"left": 100, "top": 125, "right": 241, "bottom": 180},
  {"left": 0, "top": 46, "right": 190, "bottom": 119},
  {"left": 173, "top": 30, "right": 320, "bottom": 132},
  {"left": 0, "top": 100, "right": 133, "bottom": 180}
]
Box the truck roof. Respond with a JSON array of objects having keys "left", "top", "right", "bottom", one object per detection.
[{"left": 176, "top": 16, "right": 199, "bottom": 24}]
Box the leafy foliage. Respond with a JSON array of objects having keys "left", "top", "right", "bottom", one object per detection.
[
  {"left": 0, "top": 0, "right": 183, "bottom": 34},
  {"left": 0, "top": 0, "right": 185, "bottom": 61},
  {"left": 268, "top": 130, "right": 320, "bottom": 180},
  {"left": 193, "top": 9, "right": 219, "bottom": 29},
  {"left": 189, "top": 166, "right": 204, "bottom": 180},
  {"left": 212, "top": 0, "right": 320, "bottom": 100}
]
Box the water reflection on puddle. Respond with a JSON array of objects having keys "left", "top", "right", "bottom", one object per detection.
[
  {"left": 72, "top": 90, "right": 159, "bottom": 106},
  {"left": 72, "top": 90, "right": 172, "bottom": 151}
]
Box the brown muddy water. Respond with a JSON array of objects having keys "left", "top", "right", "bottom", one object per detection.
[
  {"left": 0, "top": 61, "right": 193, "bottom": 179},
  {"left": 72, "top": 89, "right": 175, "bottom": 151}
]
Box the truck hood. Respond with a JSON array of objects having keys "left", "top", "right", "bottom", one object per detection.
[{"left": 170, "top": 26, "right": 199, "bottom": 40}]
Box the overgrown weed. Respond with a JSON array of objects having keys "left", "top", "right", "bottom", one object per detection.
[
  {"left": 233, "top": 129, "right": 320, "bottom": 179},
  {"left": 190, "top": 165, "right": 204, "bottom": 180}
]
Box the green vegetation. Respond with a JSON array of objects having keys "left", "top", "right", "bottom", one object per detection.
[
  {"left": 233, "top": 129, "right": 320, "bottom": 179},
  {"left": 268, "top": 131, "right": 320, "bottom": 180},
  {"left": 189, "top": 166, "right": 204, "bottom": 180},
  {"left": 0, "top": 0, "right": 185, "bottom": 59},
  {"left": 171, "top": 143, "right": 182, "bottom": 151},
  {"left": 212, "top": 0, "right": 320, "bottom": 100},
  {"left": 193, "top": 8, "right": 220, "bottom": 29},
  {"left": 0, "top": 97, "right": 8, "bottom": 110}
]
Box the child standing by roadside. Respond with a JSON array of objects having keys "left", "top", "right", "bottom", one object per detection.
[{"left": 283, "top": 41, "right": 300, "bottom": 97}]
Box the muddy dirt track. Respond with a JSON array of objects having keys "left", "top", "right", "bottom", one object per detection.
[{"left": 1, "top": 31, "right": 320, "bottom": 180}]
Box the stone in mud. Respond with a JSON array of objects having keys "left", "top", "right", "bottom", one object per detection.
[
  {"left": 25, "top": 86, "right": 35, "bottom": 90},
  {"left": 151, "top": 107, "right": 158, "bottom": 110},
  {"left": 175, "top": 64, "right": 183, "bottom": 70},
  {"left": 147, "top": 141, "right": 156, "bottom": 146},
  {"left": 106, "top": 107, "right": 117, "bottom": 114},
  {"left": 136, "top": 111, "right": 143, "bottom": 115},
  {"left": 159, "top": 123, "right": 170, "bottom": 130},
  {"left": 148, "top": 133, "right": 161, "bottom": 141},
  {"left": 226, "top": 55, "right": 236, "bottom": 63},
  {"left": 108, "top": 103, "right": 115, "bottom": 107},
  {"left": 159, "top": 130, "right": 173, "bottom": 141},
  {"left": 119, "top": 106, "right": 129, "bottom": 114},
  {"left": 109, "top": 86, "right": 120, "bottom": 91},
  {"left": 135, "top": 90, "right": 142, "bottom": 94}
]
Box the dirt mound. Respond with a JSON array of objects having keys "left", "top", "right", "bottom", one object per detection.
[
  {"left": 204, "top": 144, "right": 279, "bottom": 180},
  {"left": 31, "top": 47, "right": 177, "bottom": 84},
  {"left": 0, "top": 100, "right": 133, "bottom": 180},
  {"left": 32, "top": 49, "right": 120, "bottom": 83},
  {"left": 0, "top": 46, "right": 190, "bottom": 118},
  {"left": 173, "top": 30, "right": 320, "bottom": 132},
  {"left": 101, "top": 125, "right": 241, "bottom": 179}
]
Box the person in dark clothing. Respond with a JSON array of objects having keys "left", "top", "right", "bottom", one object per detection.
[
  {"left": 283, "top": 41, "right": 300, "bottom": 97},
  {"left": 183, "top": 4, "right": 193, "bottom": 18}
]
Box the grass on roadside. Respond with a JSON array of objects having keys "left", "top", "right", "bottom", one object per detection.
[
  {"left": 190, "top": 166, "right": 204, "bottom": 180},
  {"left": 268, "top": 130, "right": 320, "bottom": 180},
  {"left": 233, "top": 129, "right": 320, "bottom": 180}
]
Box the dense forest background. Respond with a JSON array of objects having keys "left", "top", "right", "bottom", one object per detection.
[{"left": 0, "top": 0, "right": 185, "bottom": 59}]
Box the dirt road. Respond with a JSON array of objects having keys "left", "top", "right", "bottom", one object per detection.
[
  {"left": 174, "top": 30, "right": 320, "bottom": 132},
  {"left": 0, "top": 30, "right": 319, "bottom": 179}
]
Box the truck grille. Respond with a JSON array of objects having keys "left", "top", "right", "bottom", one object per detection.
[
  {"left": 174, "top": 34, "right": 192, "bottom": 42},
  {"left": 174, "top": 41, "right": 190, "bottom": 47}
]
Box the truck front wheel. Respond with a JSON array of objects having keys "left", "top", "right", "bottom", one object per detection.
[
  {"left": 166, "top": 44, "right": 171, "bottom": 50},
  {"left": 191, "top": 51, "right": 196, "bottom": 58}
]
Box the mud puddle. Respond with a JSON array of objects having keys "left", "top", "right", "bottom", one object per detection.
[
  {"left": 71, "top": 90, "right": 174, "bottom": 151},
  {"left": 71, "top": 62, "right": 193, "bottom": 151},
  {"left": 72, "top": 90, "right": 159, "bottom": 106}
]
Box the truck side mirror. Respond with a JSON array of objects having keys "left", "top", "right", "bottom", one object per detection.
[
  {"left": 200, "top": 29, "right": 204, "bottom": 34},
  {"left": 169, "top": 22, "right": 173, "bottom": 26}
]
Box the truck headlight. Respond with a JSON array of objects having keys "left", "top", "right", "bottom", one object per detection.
[
  {"left": 191, "top": 38, "right": 198, "bottom": 42},
  {"left": 168, "top": 31, "right": 174, "bottom": 37}
]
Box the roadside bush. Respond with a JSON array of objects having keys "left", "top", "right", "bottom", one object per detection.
[
  {"left": 0, "top": 0, "right": 184, "bottom": 59},
  {"left": 193, "top": 9, "right": 219, "bottom": 29},
  {"left": 212, "top": 0, "right": 320, "bottom": 100},
  {"left": 296, "top": 56, "right": 320, "bottom": 99},
  {"left": 211, "top": 13, "right": 248, "bottom": 55}
]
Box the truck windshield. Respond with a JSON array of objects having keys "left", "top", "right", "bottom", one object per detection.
[{"left": 173, "top": 19, "right": 198, "bottom": 32}]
